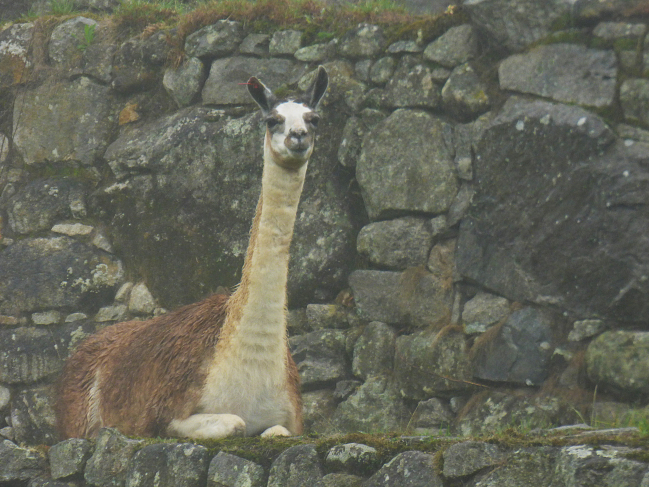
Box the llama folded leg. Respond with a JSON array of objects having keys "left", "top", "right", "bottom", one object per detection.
[
  {"left": 260, "top": 424, "right": 292, "bottom": 437},
  {"left": 167, "top": 413, "right": 246, "bottom": 439}
]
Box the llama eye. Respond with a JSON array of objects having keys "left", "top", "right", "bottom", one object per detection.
[
  {"left": 307, "top": 114, "right": 320, "bottom": 128},
  {"left": 265, "top": 116, "right": 283, "bottom": 128}
]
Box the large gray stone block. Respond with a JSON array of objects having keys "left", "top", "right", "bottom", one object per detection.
[
  {"left": 499, "top": 44, "right": 617, "bottom": 108},
  {"left": 13, "top": 77, "right": 116, "bottom": 166},
  {"left": 456, "top": 97, "right": 649, "bottom": 322},
  {"left": 0, "top": 439, "right": 47, "bottom": 482},
  {"left": 349, "top": 269, "right": 453, "bottom": 328},
  {"left": 357, "top": 109, "right": 457, "bottom": 220}
]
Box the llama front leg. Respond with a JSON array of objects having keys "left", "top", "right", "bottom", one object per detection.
[
  {"left": 167, "top": 413, "right": 246, "bottom": 439},
  {"left": 261, "top": 425, "right": 292, "bottom": 437}
]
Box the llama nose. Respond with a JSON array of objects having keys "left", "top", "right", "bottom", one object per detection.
[{"left": 290, "top": 128, "right": 307, "bottom": 139}]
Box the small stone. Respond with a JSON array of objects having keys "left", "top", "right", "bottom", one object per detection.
[
  {"left": 302, "top": 389, "right": 337, "bottom": 433},
  {"left": 366, "top": 451, "right": 442, "bottom": 487},
  {"left": 356, "top": 217, "right": 433, "bottom": 270},
  {"left": 95, "top": 304, "right": 127, "bottom": 322},
  {"left": 593, "top": 22, "right": 646, "bottom": 41},
  {"left": 333, "top": 380, "right": 361, "bottom": 401},
  {"left": 128, "top": 282, "right": 156, "bottom": 315},
  {"left": 462, "top": 292, "right": 510, "bottom": 334},
  {"left": 0, "top": 427, "right": 13, "bottom": 440},
  {"left": 84, "top": 428, "right": 144, "bottom": 487},
  {"left": 267, "top": 444, "right": 323, "bottom": 487},
  {"left": 31, "top": 310, "right": 61, "bottom": 325},
  {"left": 568, "top": 319, "right": 608, "bottom": 341},
  {"left": 620, "top": 78, "right": 649, "bottom": 125},
  {"left": 352, "top": 322, "right": 396, "bottom": 380},
  {"left": 424, "top": 24, "right": 477, "bottom": 68},
  {"left": 65, "top": 312, "right": 87, "bottom": 322},
  {"left": 269, "top": 30, "right": 303, "bottom": 56},
  {"left": 0, "top": 386, "right": 10, "bottom": 411},
  {"left": 0, "top": 316, "right": 19, "bottom": 326},
  {"left": 185, "top": 20, "right": 243, "bottom": 58},
  {"left": 387, "top": 40, "right": 422, "bottom": 53},
  {"left": 294, "top": 42, "right": 335, "bottom": 62},
  {"left": 338, "top": 23, "right": 386, "bottom": 58},
  {"left": 114, "top": 282, "right": 133, "bottom": 303},
  {"left": 51, "top": 223, "right": 94, "bottom": 236},
  {"left": 442, "top": 441, "right": 507, "bottom": 478},
  {"left": 163, "top": 57, "right": 206, "bottom": 108},
  {"left": 0, "top": 439, "right": 47, "bottom": 482},
  {"left": 442, "top": 63, "right": 490, "bottom": 122},
  {"left": 354, "top": 59, "right": 372, "bottom": 81},
  {"left": 92, "top": 231, "right": 113, "bottom": 253},
  {"left": 369, "top": 57, "right": 396, "bottom": 85},
  {"left": 325, "top": 443, "right": 378, "bottom": 474},
  {"left": 410, "top": 398, "right": 454, "bottom": 434},
  {"left": 306, "top": 304, "right": 351, "bottom": 330},
  {"left": 239, "top": 33, "right": 269, "bottom": 55},
  {"left": 207, "top": 451, "right": 264, "bottom": 487},
  {"left": 49, "top": 438, "right": 93, "bottom": 480}
]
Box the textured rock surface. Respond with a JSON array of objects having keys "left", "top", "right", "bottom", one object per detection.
[
  {"left": 443, "top": 441, "right": 507, "bottom": 478},
  {"left": 0, "top": 439, "right": 47, "bottom": 482},
  {"left": 349, "top": 269, "right": 453, "bottom": 327},
  {"left": 13, "top": 78, "right": 116, "bottom": 166},
  {"left": 49, "top": 438, "right": 93, "bottom": 480},
  {"left": 586, "top": 331, "right": 649, "bottom": 395},
  {"left": 472, "top": 307, "right": 553, "bottom": 386},
  {"left": 499, "top": 44, "right": 618, "bottom": 108},
  {"left": 357, "top": 109, "right": 457, "bottom": 219},
  {"left": 267, "top": 444, "right": 323, "bottom": 487},
  {"left": 352, "top": 322, "right": 396, "bottom": 379},
  {"left": 394, "top": 326, "right": 473, "bottom": 400},
  {"left": 356, "top": 217, "right": 433, "bottom": 269},
  {"left": 125, "top": 443, "right": 209, "bottom": 487},
  {"left": 207, "top": 452, "right": 264, "bottom": 487},
  {"left": 330, "top": 377, "right": 410, "bottom": 433},
  {"left": 456, "top": 97, "right": 649, "bottom": 322},
  {"left": 366, "top": 451, "right": 443, "bottom": 487},
  {"left": 464, "top": 0, "right": 573, "bottom": 51},
  {"left": 0, "top": 237, "right": 123, "bottom": 314},
  {"left": 85, "top": 428, "right": 144, "bottom": 487},
  {"left": 290, "top": 330, "right": 349, "bottom": 389}
]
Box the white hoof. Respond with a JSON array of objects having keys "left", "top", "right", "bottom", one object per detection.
[{"left": 261, "top": 425, "right": 292, "bottom": 437}]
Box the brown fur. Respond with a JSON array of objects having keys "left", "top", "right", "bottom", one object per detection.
[{"left": 56, "top": 192, "right": 303, "bottom": 440}]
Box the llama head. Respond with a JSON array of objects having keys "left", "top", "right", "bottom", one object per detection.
[{"left": 248, "top": 66, "right": 328, "bottom": 170}]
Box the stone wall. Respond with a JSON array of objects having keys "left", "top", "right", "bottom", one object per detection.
[{"left": 1, "top": 0, "right": 649, "bottom": 484}]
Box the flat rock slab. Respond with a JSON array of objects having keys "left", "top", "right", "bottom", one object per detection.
[
  {"left": 499, "top": 43, "right": 617, "bottom": 108},
  {"left": 456, "top": 97, "right": 649, "bottom": 322}
]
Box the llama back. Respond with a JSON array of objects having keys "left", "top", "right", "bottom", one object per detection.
[{"left": 56, "top": 293, "right": 229, "bottom": 439}]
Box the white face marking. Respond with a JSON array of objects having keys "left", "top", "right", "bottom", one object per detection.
[{"left": 266, "top": 101, "right": 317, "bottom": 168}]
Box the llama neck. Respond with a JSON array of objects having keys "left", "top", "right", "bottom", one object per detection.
[{"left": 222, "top": 149, "right": 307, "bottom": 353}]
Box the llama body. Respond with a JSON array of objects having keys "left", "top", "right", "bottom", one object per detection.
[{"left": 56, "top": 67, "right": 329, "bottom": 440}]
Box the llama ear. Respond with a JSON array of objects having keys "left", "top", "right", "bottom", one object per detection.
[
  {"left": 306, "top": 66, "right": 328, "bottom": 110},
  {"left": 248, "top": 77, "right": 275, "bottom": 115}
]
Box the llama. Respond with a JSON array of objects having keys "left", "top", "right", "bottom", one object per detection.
[{"left": 55, "top": 66, "right": 329, "bottom": 440}]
